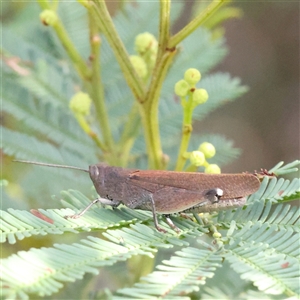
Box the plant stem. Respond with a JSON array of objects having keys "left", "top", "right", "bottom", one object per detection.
[
  {"left": 74, "top": 114, "right": 105, "bottom": 150},
  {"left": 175, "top": 96, "right": 194, "bottom": 171},
  {"left": 168, "top": 0, "right": 225, "bottom": 48},
  {"left": 142, "top": 49, "right": 176, "bottom": 170},
  {"left": 118, "top": 103, "right": 141, "bottom": 167},
  {"left": 36, "top": 0, "right": 49, "bottom": 10},
  {"left": 90, "top": 1, "right": 145, "bottom": 101},
  {"left": 37, "top": 1, "right": 91, "bottom": 81},
  {"left": 157, "top": 0, "right": 170, "bottom": 58},
  {"left": 37, "top": 0, "right": 112, "bottom": 153},
  {"left": 185, "top": 164, "right": 197, "bottom": 172},
  {"left": 87, "top": 11, "right": 114, "bottom": 152}
]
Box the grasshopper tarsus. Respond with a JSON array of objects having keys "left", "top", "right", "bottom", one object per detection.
[{"left": 156, "top": 225, "right": 167, "bottom": 233}]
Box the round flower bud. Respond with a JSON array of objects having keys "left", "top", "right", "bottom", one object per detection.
[
  {"left": 69, "top": 92, "right": 92, "bottom": 116},
  {"left": 205, "top": 164, "right": 221, "bottom": 174},
  {"left": 40, "top": 10, "right": 58, "bottom": 26},
  {"left": 130, "top": 55, "right": 148, "bottom": 79},
  {"left": 192, "top": 89, "right": 208, "bottom": 105},
  {"left": 213, "top": 232, "right": 222, "bottom": 239},
  {"left": 184, "top": 68, "right": 201, "bottom": 86},
  {"left": 189, "top": 151, "right": 205, "bottom": 167},
  {"left": 135, "top": 32, "right": 157, "bottom": 55},
  {"left": 199, "top": 142, "right": 216, "bottom": 159},
  {"left": 174, "top": 79, "right": 190, "bottom": 97}
]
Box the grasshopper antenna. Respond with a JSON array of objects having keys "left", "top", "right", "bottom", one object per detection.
[{"left": 13, "top": 160, "right": 89, "bottom": 173}]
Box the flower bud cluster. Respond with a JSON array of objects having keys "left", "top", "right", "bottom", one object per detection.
[
  {"left": 135, "top": 32, "right": 158, "bottom": 68},
  {"left": 174, "top": 68, "right": 208, "bottom": 109},
  {"left": 186, "top": 142, "right": 221, "bottom": 173},
  {"left": 131, "top": 32, "right": 158, "bottom": 80}
]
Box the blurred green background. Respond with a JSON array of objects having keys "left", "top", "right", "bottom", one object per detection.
[
  {"left": 195, "top": 2, "right": 299, "bottom": 172},
  {"left": 2, "top": 1, "right": 299, "bottom": 173}
]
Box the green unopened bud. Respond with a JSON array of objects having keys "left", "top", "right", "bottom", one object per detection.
[
  {"left": 184, "top": 68, "right": 201, "bottom": 86},
  {"left": 192, "top": 89, "right": 208, "bottom": 105},
  {"left": 135, "top": 32, "right": 157, "bottom": 55},
  {"left": 40, "top": 10, "right": 58, "bottom": 26},
  {"left": 130, "top": 55, "right": 148, "bottom": 79},
  {"left": 189, "top": 151, "right": 206, "bottom": 167},
  {"left": 205, "top": 164, "right": 221, "bottom": 174},
  {"left": 174, "top": 79, "right": 190, "bottom": 97},
  {"left": 213, "top": 232, "right": 222, "bottom": 239},
  {"left": 69, "top": 92, "right": 92, "bottom": 116},
  {"left": 199, "top": 142, "right": 216, "bottom": 159}
]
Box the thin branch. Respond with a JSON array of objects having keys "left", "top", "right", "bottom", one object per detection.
[
  {"left": 168, "top": 0, "right": 225, "bottom": 48},
  {"left": 142, "top": 49, "right": 177, "bottom": 169},
  {"left": 87, "top": 11, "right": 114, "bottom": 152},
  {"left": 157, "top": 0, "right": 170, "bottom": 58},
  {"left": 90, "top": 1, "right": 145, "bottom": 101},
  {"left": 37, "top": 1, "right": 91, "bottom": 80}
]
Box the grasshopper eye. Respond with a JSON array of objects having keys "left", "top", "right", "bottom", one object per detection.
[
  {"left": 89, "top": 164, "right": 105, "bottom": 188},
  {"left": 205, "top": 188, "right": 223, "bottom": 203},
  {"left": 90, "top": 165, "right": 99, "bottom": 177}
]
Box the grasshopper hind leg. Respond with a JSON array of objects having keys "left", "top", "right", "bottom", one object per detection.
[
  {"left": 146, "top": 195, "right": 180, "bottom": 233},
  {"left": 147, "top": 195, "right": 167, "bottom": 233}
]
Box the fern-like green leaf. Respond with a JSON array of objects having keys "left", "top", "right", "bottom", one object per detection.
[
  {"left": 1, "top": 170, "right": 299, "bottom": 298},
  {"left": 3, "top": 29, "right": 73, "bottom": 107},
  {"left": 269, "top": 160, "right": 300, "bottom": 176},
  {"left": 247, "top": 176, "right": 300, "bottom": 204},
  {"left": 1, "top": 189, "right": 207, "bottom": 244},
  {"left": 1, "top": 127, "right": 93, "bottom": 169},
  {"left": 225, "top": 223, "right": 299, "bottom": 296},
  {"left": 1, "top": 224, "right": 176, "bottom": 299},
  {"left": 114, "top": 246, "right": 222, "bottom": 299},
  {"left": 219, "top": 200, "right": 299, "bottom": 232},
  {"left": 3, "top": 77, "right": 95, "bottom": 158}
]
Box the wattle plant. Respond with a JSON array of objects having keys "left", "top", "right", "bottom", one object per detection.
[{"left": 1, "top": 1, "right": 299, "bottom": 299}]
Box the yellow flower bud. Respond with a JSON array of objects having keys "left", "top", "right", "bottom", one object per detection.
[
  {"left": 130, "top": 55, "right": 148, "bottom": 79},
  {"left": 199, "top": 142, "right": 216, "bottom": 159},
  {"left": 135, "top": 32, "right": 157, "bottom": 55},
  {"left": 174, "top": 79, "right": 190, "bottom": 97},
  {"left": 205, "top": 164, "right": 221, "bottom": 174},
  {"left": 69, "top": 92, "right": 92, "bottom": 116},
  {"left": 189, "top": 151, "right": 206, "bottom": 167},
  {"left": 213, "top": 232, "right": 222, "bottom": 238},
  {"left": 40, "top": 10, "right": 58, "bottom": 26},
  {"left": 184, "top": 68, "right": 201, "bottom": 86},
  {"left": 192, "top": 89, "right": 208, "bottom": 105}
]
